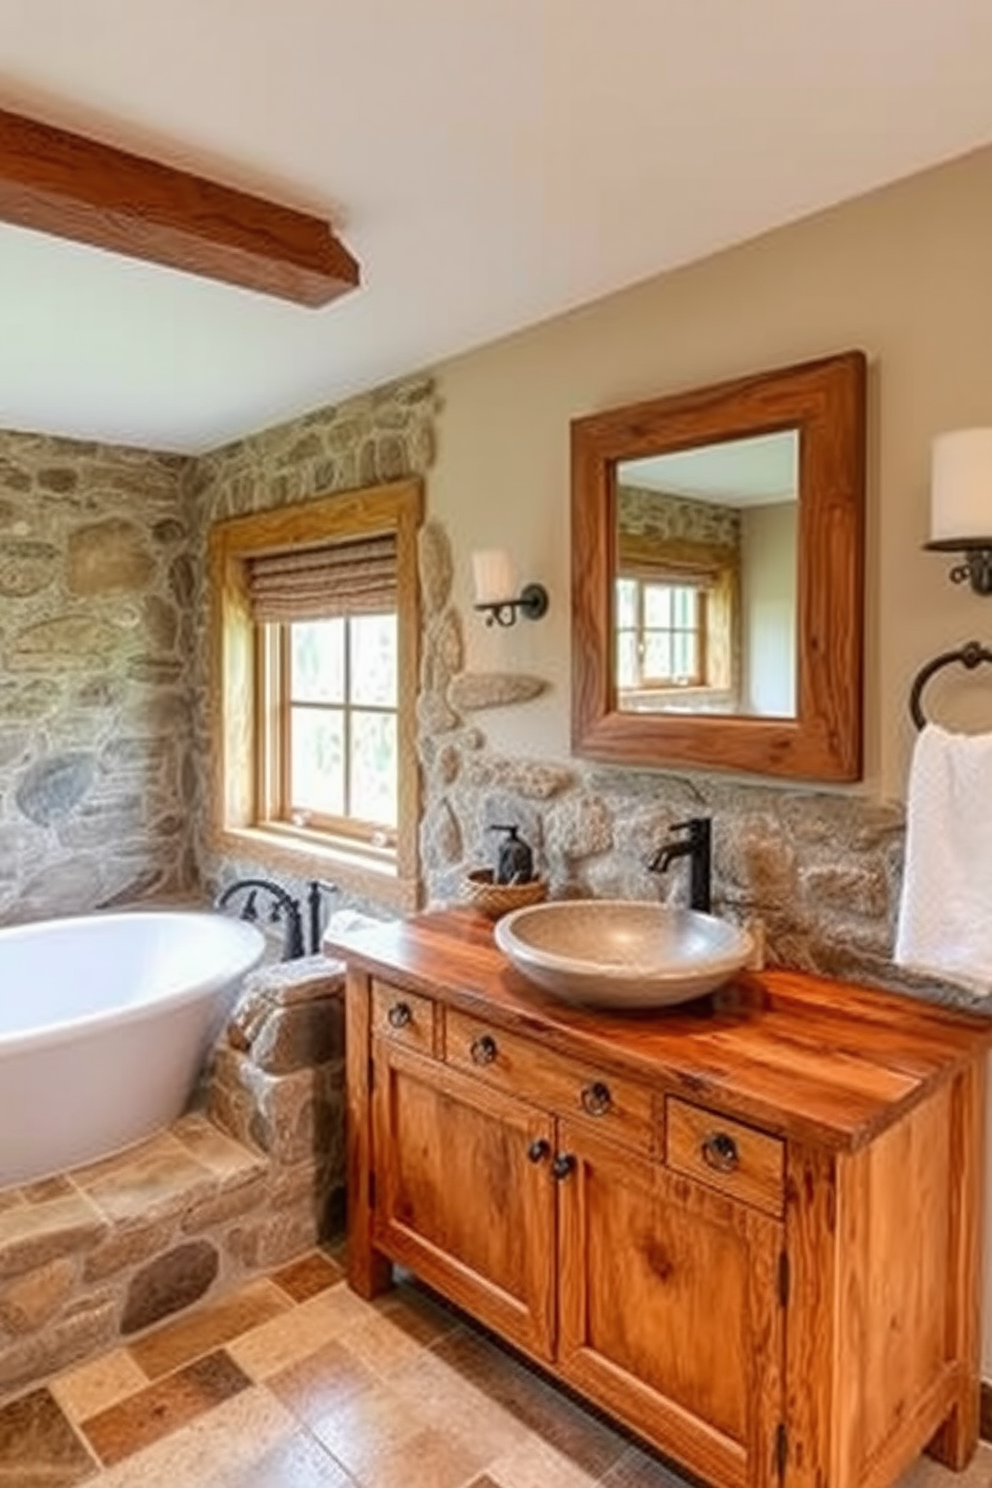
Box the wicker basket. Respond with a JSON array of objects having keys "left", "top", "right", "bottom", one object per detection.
[{"left": 462, "top": 868, "right": 548, "bottom": 920}]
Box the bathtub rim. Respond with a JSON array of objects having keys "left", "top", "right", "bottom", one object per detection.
[{"left": 0, "top": 909, "right": 265, "bottom": 1060}]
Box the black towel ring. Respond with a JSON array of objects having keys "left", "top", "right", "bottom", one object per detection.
[{"left": 908, "top": 641, "right": 992, "bottom": 730}]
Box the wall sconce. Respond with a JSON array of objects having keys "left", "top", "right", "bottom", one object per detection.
[
  {"left": 926, "top": 428, "right": 992, "bottom": 595},
  {"left": 471, "top": 549, "right": 549, "bottom": 627}
]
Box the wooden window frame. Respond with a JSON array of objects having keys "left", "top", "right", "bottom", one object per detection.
[
  {"left": 616, "top": 577, "right": 708, "bottom": 691},
  {"left": 209, "top": 479, "right": 422, "bottom": 912}
]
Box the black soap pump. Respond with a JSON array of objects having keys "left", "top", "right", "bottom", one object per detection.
[{"left": 490, "top": 825, "right": 535, "bottom": 885}]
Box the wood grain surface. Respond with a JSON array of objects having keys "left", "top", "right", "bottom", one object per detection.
[
  {"left": 570, "top": 351, "right": 866, "bottom": 781},
  {"left": 325, "top": 908, "right": 992, "bottom": 1153},
  {"left": 0, "top": 106, "right": 359, "bottom": 305}
]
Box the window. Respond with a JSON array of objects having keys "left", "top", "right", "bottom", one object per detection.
[
  {"left": 209, "top": 480, "right": 421, "bottom": 911},
  {"left": 266, "top": 615, "right": 399, "bottom": 843},
  {"left": 615, "top": 578, "right": 706, "bottom": 690}
]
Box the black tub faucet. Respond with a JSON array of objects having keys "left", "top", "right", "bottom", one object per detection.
[{"left": 647, "top": 817, "right": 712, "bottom": 913}]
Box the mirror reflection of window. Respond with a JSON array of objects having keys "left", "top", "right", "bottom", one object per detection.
[{"left": 614, "top": 430, "right": 799, "bottom": 719}]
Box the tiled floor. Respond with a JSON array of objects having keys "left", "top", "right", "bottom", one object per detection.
[{"left": 1, "top": 1248, "right": 990, "bottom": 1488}]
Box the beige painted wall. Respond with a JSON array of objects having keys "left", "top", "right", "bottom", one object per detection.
[
  {"left": 740, "top": 501, "right": 797, "bottom": 716},
  {"left": 430, "top": 143, "right": 992, "bottom": 798}
]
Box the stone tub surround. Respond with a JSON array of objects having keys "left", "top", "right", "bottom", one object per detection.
[
  {"left": 0, "top": 957, "right": 347, "bottom": 1404},
  {"left": 207, "top": 953, "right": 346, "bottom": 1188},
  {"left": 0, "top": 1253, "right": 988, "bottom": 1488}
]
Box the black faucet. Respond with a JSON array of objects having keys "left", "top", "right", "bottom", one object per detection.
[
  {"left": 647, "top": 817, "right": 712, "bottom": 913},
  {"left": 214, "top": 877, "right": 336, "bottom": 961}
]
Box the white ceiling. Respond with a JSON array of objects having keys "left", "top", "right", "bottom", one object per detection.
[
  {"left": 620, "top": 432, "right": 798, "bottom": 508},
  {"left": 2, "top": 0, "right": 992, "bottom": 455}
]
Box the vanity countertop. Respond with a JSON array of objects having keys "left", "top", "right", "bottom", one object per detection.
[{"left": 325, "top": 907, "right": 992, "bottom": 1153}]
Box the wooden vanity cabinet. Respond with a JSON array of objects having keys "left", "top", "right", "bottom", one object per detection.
[
  {"left": 335, "top": 910, "right": 992, "bottom": 1488},
  {"left": 371, "top": 1038, "right": 557, "bottom": 1361},
  {"left": 557, "top": 1121, "right": 785, "bottom": 1488}
]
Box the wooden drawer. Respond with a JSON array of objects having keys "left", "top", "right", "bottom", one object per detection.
[
  {"left": 665, "top": 1097, "right": 784, "bottom": 1217},
  {"left": 445, "top": 1008, "right": 654, "bottom": 1155},
  {"left": 371, "top": 980, "right": 437, "bottom": 1057}
]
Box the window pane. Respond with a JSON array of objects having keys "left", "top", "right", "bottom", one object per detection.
[
  {"left": 350, "top": 711, "right": 398, "bottom": 827},
  {"left": 350, "top": 614, "right": 398, "bottom": 707},
  {"left": 643, "top": 632, "right": 673, "bottom": 680},
  {"left": 644, "top": 585, "right": 673, "bottom": 628},
  {"left": 673, "top": 631, "right": 698, "bottom": 680},
  {"left": 673, "top": 587, "right": 698, "bottom": 628},
  {"left": 616, "top": 631, "right": 638, "bottom": 688},
  {"left": 615, "top": 578, "right": 638, "bottom": 629},
  {"left": 290, "top": 706, "right": 344, "bottom": 816},
  {"left": 291, "top": 620, "right": 344, "bottom": 703}
]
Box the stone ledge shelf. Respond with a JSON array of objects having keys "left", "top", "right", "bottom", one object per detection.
[{"left": 0, "top": 956, "right": 346, "bottom": 1402}]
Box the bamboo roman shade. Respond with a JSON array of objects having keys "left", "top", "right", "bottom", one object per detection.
[{"left": 246, "top": 533, "right": 397, "bottom": 622}]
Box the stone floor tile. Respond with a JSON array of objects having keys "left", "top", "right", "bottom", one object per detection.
[
  {"left": 486, "top": 1435, "right": 603, "bottom": 1488},
  {"left": 896, "top": 1445, "right": 992, "bottom": 1487},
  {"left": 333, "top": 1302, "right": 431, "bottom": 1375},
  {"left": 357, "top": 1422, "right": 489, "bottom": 1488},
  {"left": 228, "top": 1283, "right": 372, "bottom": 1380},
  {"left": 204, "top": 1429, "right": 357, "bottom": 1487},
  {"left": 0, "top": 1386, "right": 97, "bottom": 1487},
  {"left": 385, "top": 1343, "right": 531, "bottom": 1461},
  {"left": 80, "top": 1349, "right": 250, "bottom": 1467},
  {"left": 431, "top": 1328, "right": 627, "bottom": 1478},
  {"left": 127, "top": 1277, "right": 292, "bottom": 1379},
  {"left": 92, "top": 1384, "right": 297, "bottom": 1488},
  {"left": 270, "top": 1248, "right": 345, "bottom": 1302},
  {"left": 600, "top": 1444, "right": 695, "bottom": 1486},
  {"left": 267, "top": 1337, "right": 378, "bottom": 1425},
  {"left": 307, "top": 1377, "right": 426, "bottom": 1482},
  {"left": 373, "top": 1280, "right": 462, "bottom": 1348},
  {"left": 51, "top": 1349, "right": 149, "bottom": 1423},
  {"left": 70, "top": 1134, "right": 216, "bottom": 1227}
]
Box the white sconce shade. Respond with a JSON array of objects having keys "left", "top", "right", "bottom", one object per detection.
[
  {"left": 470, "top": 548, "right": 549, "bottom": 627},
  {"left": 930, "top": 429, "right": 992, "bottom": 542},
  {"left": 472, "top": 548, "right": 516, "bottom": 605}
]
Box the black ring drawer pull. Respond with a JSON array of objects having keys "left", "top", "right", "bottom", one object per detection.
[
  {"left": 551, "top": 1153, "right": 576, "bottom": 1181},
  {"left": 581, "top": 1081, "right": 612, "bottom": 1117},
  {"left": 387, "top": 1002, "right": 412, "bottom": 1029},
  {"left": 527, "top": 1138, "right": 550, "bottom": 1164},
  {"left": 470, "top": 1034, "right": 498, "bottom": 1066},
  {"left": 702, "top": 1132, "right": 739, "bottom": 1173}
]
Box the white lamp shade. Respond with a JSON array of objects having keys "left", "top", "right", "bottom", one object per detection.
[
  {"left": 930, "top": 428, "right": 992, "bottom": 542},
  {"left": 472, "top": 548, "right": 515, "bottom": 605}
]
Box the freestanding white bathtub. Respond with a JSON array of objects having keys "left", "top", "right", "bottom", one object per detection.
[{"left": 0, "top": 910, "right": 265, "bottom": 1188}]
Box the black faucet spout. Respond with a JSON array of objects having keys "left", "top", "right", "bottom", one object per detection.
[
  {"left": 647, "top": 817, "right": 712, "bottom": 913},
  {"left": 215, "top": 876, "right": 305, "bottom": 961}
]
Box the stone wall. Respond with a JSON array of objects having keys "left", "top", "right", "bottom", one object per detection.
[
  {"left": 617, "top": 484, "right": 741, "bottom": 548},
  {"left": 184, "top": 375, "right": 439, "bottom": 912},
  {"left": 0, "top": 431, "right": 197, "bottom": 922}
]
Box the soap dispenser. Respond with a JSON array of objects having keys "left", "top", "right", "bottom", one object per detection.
[{"left": 490, "top": 825, "right": 534, "bottom": 885}]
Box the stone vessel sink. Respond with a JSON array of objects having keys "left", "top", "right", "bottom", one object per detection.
[{"left": 494, "top": 899, "right": 753, "bottom": 1010}]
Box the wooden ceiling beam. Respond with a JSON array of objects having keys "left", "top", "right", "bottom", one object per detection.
[{"left": 0, "top": 106, "right": 360, "bottom": 307}]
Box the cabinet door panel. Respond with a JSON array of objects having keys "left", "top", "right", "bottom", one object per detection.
[
  {"left": 557, "top": 1121, "right": 783, "bottom": 1488},
  {"left": 373, "top": 1039, "right": 556, "bottom": 1360}
]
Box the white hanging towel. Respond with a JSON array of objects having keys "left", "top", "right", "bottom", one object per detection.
[{"left": 894, "top": 722, "right": 992, "bottom": 994}]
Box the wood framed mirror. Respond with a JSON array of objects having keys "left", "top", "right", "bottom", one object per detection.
[{"left": 571, "top": 351, "right": 866, "bottom": 781}]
